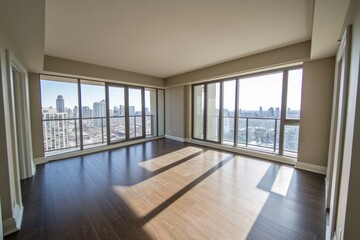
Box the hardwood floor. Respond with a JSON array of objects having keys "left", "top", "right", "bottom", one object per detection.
[{"left": 5, "top": 139, "right": 326, "bottom": 240}]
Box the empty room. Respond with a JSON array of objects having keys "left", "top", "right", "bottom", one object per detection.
[{"left": 0, "top": 0, "right": 360, "bottom": 239}]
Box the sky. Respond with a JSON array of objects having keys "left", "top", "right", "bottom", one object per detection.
[
  {"left": 41, "top": 69, "right": 302, "bottom": 112},
  {"left": 41, "top": 80, "right": 145, "bottom": 111},
  {"left": 222, "top": 69, "right": 302, "bottom": 111}
]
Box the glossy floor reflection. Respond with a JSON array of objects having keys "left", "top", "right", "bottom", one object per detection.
[{"left": 5, "top": 139, "right": 325, "bottom": 240}]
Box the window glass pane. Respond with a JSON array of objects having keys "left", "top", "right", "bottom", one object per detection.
[
  {"left": 238, "top": 72, "right": 283, "bottom": 118},
  {"left": 237, "top": 73, "right": 282, "bottom": 152},
  {"left": 286, "top": 69, "right": 303, "bottom": 119},
  {"left": 193, "top": 85, "right": 204, "bottom": 139},
  {"left": 145, "top": 88, "right": 157, "bottom": 137},
  {"left": 247, "top": 118, "right": 279, "bottom": 151},
  {"left": 222, "top": 80, "right": 236, "bottom": 144},
  {"left": 206, "top": 82, "right": 220, "bottom": 141},
  {"left": 129, "top": 88, "right": 143, "bottom": 138},
  {"left": 238, "top": 118, "right": 247, "bottom": 145},
  {"left": 81, "top": 80, "right": 107, "bottom": 148},
  {"left": 157, "top": 89, "right": 165, "bottom": 136},
  {"left": 283, "top": 124, "right": 300, "bottom": 155},
  {"left": 109, "top": 86, "right": 126, "bottom": 142},
  {"left": 40, "top": 76, "right": 80, "bottom": 156}
]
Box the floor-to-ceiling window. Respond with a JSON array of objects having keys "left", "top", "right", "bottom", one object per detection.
[
  {"left": 283, "top": 69, "right": 303, "bottom": 156},
  {"left": 81, "top": 80, "right": 107, "bottom": 148},
  {"left": 238, "top": 72, "right": 283, "bottom": 152},
  {"left": 145, "top": 88, "right": 157, "bottom": 138},
  {"left": 108, "top": 85, "right": 126, "bottom": 143},
  {"left": 40, "top": 76, "right": 80, "bottom": 155},
  {"left": 206, "top": 82, "right": 221, "bottom": 142},
  {"left": 192, "top": 67, "right": 303, "bottom": 158},
  {"left": 40, "top": 75, "right": 165, "bottom": 157},
  {"left": 222, "top": 79, "right": 236, "bottom": 145},
  {"left": 193, "top": 85, "right": 205, "bottom": 139},
  {"left": 128, "top": 87, "right": 144, "bottom": 139}
]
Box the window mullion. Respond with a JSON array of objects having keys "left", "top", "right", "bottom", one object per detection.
[
  {"left": 219, "top": 81, "right": 223, "bottom": 143},
  {"left": 124, "top": 87, "right": 130, "bottom": 140},
  {"left": 234, "top": 79, "right": 240, "bottom": 147},
  {"left": 77, "top": 79, "right": 84, "bottom": 150},
  {"left": 279, "top": 70, "right": 288, "bottom": 155},
  {"left": 105, "top": 83, "right": 110, "bottom": 145}
]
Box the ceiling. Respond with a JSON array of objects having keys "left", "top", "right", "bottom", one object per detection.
[
  {"left": 311, "top": 0, "right": 351, "bottom": 59},
  {"left": 0, "top": 0, "right": 44, "bottom": 72},
  {"left": 45, "top": 0, "right": 314, "bottom": 78}
]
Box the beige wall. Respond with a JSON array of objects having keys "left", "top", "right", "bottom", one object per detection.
[
  {"left": 44, "top": 55, "right": 165, "bottom": 88},
  {"left": 298, "top": 57, "right": 335, "bottom": 167},
  {"left": 165, "top": 86, "right": 186, "bottom": 138},
  {"left": 165, "top": 41, "right": 311, "bottom": 87},
  {"left": 28, "top": 73, "right": 44, "bottom": 159}
]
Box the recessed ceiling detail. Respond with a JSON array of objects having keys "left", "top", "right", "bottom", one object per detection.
[{"left": 45, "top": 0, "right": 314, "bottom": 78}]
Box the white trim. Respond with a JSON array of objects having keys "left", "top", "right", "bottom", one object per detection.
[
  {"left": 188, "top": 139, "right": 296, "bottom": 166},
  {"left": 36, "top": 136, "right": 165, "bottom": 164},
  {"left": 295, "top": 162, "right": 327, "bottom": 175},
  {"left": 3, "top": 204, "right": 23, "bottom": 236},
  {"left": 165, "top": 134, "right": 186, "bottom": 142}
]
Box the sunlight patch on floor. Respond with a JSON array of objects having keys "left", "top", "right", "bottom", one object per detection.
[
  {"left": 138, "top": 146, "right": 203, "bottom": 171},
  {"left": 271, "top": 165, "right": 294, "bottom": 196},
  {"left": 112, "top": 153, "right": 276, "bottom": 239}
]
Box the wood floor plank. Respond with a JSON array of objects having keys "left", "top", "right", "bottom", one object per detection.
[{"left": 5, "top": 139, "right": 326, "bottom": 240}]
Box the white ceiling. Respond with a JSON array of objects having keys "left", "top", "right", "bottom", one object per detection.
[{"left": 45, "top": 0, "right": 314, "bottom": 78}]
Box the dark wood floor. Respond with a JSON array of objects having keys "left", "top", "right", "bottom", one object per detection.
[{"left": 5, "top": 139, "right": 326, "bottom": 240}]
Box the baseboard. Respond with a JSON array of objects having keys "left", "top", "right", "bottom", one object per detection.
[
  {"left": 295, "top": 162, "right": 327, "bottom": 175},
  {"left": 188, "top": 139, "right": 296, "bottom": 166},
  {"left": 33, "top": 157, "right": 47, "bottom": 165},
  {"left": 3, "top": 204, "right": 23, "bottom": 236},
  {"left": 165, "top": 135, "right": 186, "bottom": 142},
  {"left": 33, "top": 136, "right": 165, "bottom": 165}
]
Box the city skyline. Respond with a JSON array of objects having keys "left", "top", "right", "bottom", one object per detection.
[
  {"left": 41, "top": 68, "right": 302, "bottom": 114},
  {"left": 41, "top": 80, "right": 152, "bottom": 113}
]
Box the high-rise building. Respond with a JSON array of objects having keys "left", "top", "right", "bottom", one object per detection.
[
  {"left": 129, "top": 106, "right": 135, "bottom": 115},
  {"left": 56, "top": 95, "right": 65, "bottom": 113},
  {"left": 73, "top": 106, "right": 78, "bottom": 118},
  {"left": 275, "top": 107, "right": 280, "bottom": 118},
  {"left": 82, "top": 106, "right": 91, "bottom": 118},
  {"left": 120, "top": 105, "right": 125, "bottom": 116},
  {"left": 113, "top": 106, "right": 119, "bottom": 116},
  {"left": 93, "top": 100, "right": 106, "bottom": 127},
  {"left": 268, "top": 107, "right": 274, "bottom": 117},
  {"left": 42, "top": 108, "right": 69, "bottom": 151},
  {"left": 66, "top": 108, "right": 73, "bottom": 118}
]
